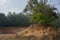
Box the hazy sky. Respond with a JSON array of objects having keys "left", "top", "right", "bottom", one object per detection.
[
  {"left": 0, "top": 0, "right": 28, "bottom": 15},
  {"left": 0, "top": 0, "right": 60, "bottom": 15}
]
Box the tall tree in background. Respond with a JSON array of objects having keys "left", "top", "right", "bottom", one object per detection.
[
  {"left": 16, "top": 13, "right": 30, "bottom": 26},
  {"left": 0, "top": 13, "right": 7, "bottom": 26},
  {"left": 7, "top": 12, "right": 16, "bottom": 26}
]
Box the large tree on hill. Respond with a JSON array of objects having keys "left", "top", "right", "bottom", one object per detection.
[{"left": 24, "top": 0, "right": 58, "bottom": 25}]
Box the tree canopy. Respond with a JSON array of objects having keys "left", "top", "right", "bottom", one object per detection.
[{"left": 24, "top": 0, "right": 58, "bottom": 26}]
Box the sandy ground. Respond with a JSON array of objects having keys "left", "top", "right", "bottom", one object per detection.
[
  {"left": 0, "top": 34, "right": 16, "bottom": 38},
  {"left": 0, "top": 27, "right": 26, "bottom": 39}
]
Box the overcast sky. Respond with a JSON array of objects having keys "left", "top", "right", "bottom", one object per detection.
[
  {"left": 0, "top": 0, "right": 28, "bottom": 15},
  {"left": 0, "top": 0, "right": 60, "bottom": 15}
]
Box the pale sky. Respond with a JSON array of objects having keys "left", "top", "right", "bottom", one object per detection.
[
  {"left": 0, "top": 0, "right": 28, "bottom": 15},
  {"left": 0, "top": 0, "right": 60, "bottom": 15}
]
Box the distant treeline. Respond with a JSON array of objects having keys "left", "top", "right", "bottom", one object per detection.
[
  {"left": 0, "top": 11, "right": 60, "bottom": 27},
  {"left": 0, "top": 12, "right": 30, "bottom": 27}
]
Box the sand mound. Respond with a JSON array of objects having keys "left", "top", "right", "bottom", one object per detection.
[{"left": 16, "top": 24, "right": 59, "bottom": 40}]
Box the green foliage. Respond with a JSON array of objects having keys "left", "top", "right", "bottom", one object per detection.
[
  {"left": 0, "top": 13, "right": 7, "bottom": 26},
  {"left": 30, "top": 13, "right": 56, "bottom": 24},
  {"left": 24, "top": 0, "right": 58, "bottom": 25},
  {"left": 0, "top": 12, "right": 30, "bottom": 27},
  {"left": 15, "top": 13, "right": 30, "bottom": 26},
  {"left": 7, "top": 12, "right": 17, "bottom": 26},
  {"left": 51, "top": 13, "right": 60, "bottom": 27}
]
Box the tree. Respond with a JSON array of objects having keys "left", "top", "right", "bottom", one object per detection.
[
  {"left": 30, "top": 13, "right": 56, "bottom": 25},
  {"left": 24, "top": 0, "right": 58, "bottom": 25},
  {"left": 7, "top": 12, "right": 17, "bottom": 26},
  {"left": 16, "top": 13, "right": 30, "bottom": 26},
  {"left": 6, "top": 12, "right": 30, "bottom": 26},
  {"left": 0, "top": 13, "right": 7, "bottom": 26}
]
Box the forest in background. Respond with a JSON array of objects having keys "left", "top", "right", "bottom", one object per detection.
[
  {"left": 0, "top": 12, "right": 30, "bottom": 26},
  {"left": 0, "top": 0, "right": 60, "bottom": 28}
]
